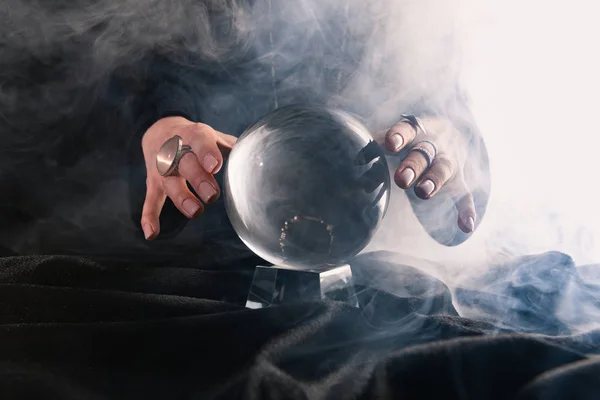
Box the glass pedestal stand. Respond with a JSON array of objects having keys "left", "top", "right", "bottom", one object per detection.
[{"left": 245, "top": 264, "right": 359, "bottom": 309}]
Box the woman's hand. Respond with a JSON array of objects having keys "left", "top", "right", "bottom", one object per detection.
[
  {"left": 382, "top": 116, "right": 476, "bottom": 234},
  {"left": 140, "top": 116, "right": 237, "bottom": 240}
]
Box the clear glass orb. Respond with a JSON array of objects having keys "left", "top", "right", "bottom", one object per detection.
[{"left": 224, "top": 105, "right": 390, "bottom": 269}]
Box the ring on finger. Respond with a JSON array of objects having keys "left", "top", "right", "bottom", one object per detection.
[
  {"left": 156, "top": 135, "right": 195, "bottom": 177},
  {"left": 400, "top": 114, "right": 428, "bottom": 136},
  {"left": 411, "top": 140, "right": 438, "bottom": 169}
]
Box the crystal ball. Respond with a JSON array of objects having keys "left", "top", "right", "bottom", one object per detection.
[{"left": 224, "top": 104, "right": 391, "bottom": 269}]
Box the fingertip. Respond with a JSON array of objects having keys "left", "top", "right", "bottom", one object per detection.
[
  {"left": 202, "top": 153, "right": 221, "bottom": 174},
  {"left": 182, "top": 198, "right": 204, "bottom": 219},
  {"left": 197, "top": 181, "right": 219, "bottom": 204},
  {"left": 218, "top": 132, "right": 237, "bottom": 148},
  {"left": 394, "top": 167, "right": 416, "bottom": 189},
  {"left": 385, "top": 131, "right": 404, "bottom": 152},
  {"left": 385, "top": 121, "right": 418, "bottom": 152},
  {"left": 415, "top": 179, "right": 436, "bottom": 199},
  {"left": 458, "top": 215, "right": 476, "bottom": 234},
  {"left": 215, "top": 134, "right": 237, "bottom": 159},
  {"left": 142, "top": 221, "right": 158, "bottom": 240}
]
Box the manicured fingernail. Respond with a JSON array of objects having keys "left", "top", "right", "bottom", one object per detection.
[
  {"left": 466, "top": 217, "right": 475, "bottom": 233},
  {"left": 460, "top": 216, "right": 475, "bottom": 233},
  {"left": 388, "top": 133, "right": 404, "bottom": 151},
  {"left": 417, "top": 179, "right": 436, "bottom": 197},
  {"left": 182, "top": 198, "right": 201, "bottom": 217},
  {"left": 203, "top": 154, "right": 219, "bottom": 173},
  {"left": 396, "top": 168, "right": 415, "bottom": 188},
  {"left": 142, "top": 223, "right": 154, "bottom": 240},
  {"left": 198, "top": 181, "right": 217, "bottom": 203}
]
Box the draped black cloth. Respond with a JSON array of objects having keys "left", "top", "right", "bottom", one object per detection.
[{"left": 0, "top": 250, "right": 598, "bottom": 399}]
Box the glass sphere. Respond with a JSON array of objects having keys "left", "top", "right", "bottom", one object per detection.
[{"left": 224, "top": 105, "right": 390, "bottom": 269}]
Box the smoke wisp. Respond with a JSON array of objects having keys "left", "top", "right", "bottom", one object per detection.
[{"left": 0, "top": 0, "right": 598, "bottom": 334}]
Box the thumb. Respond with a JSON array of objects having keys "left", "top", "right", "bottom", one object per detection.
[
  {"left": 215, "top": 131, "right": 238, "bottom": 154},
  {"left": 450, "top": 174, "right": 477, "bottom": 234}
]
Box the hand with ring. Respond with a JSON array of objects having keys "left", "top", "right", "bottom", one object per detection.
[
  {"left": 382, "top": 115, "right": 477, "bottom": 234},
  {"left": 140, "top": 116, "right": 237, "bottom": 240}
]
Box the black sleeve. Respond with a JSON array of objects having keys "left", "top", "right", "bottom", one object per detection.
[
  {"left": 134, "top": 54, "right": 203, "bottom": 139},
  {"left": 126, "top": 55, "right": 203, "bottom": 239}
]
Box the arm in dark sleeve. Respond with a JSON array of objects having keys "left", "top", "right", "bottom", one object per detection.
[{"left": 126, "top": 55, "right": 203, "bottom": 239}]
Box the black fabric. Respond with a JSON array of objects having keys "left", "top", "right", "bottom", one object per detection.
[{"left": 0, "top": 251, "right": 598, "bottom": 399}]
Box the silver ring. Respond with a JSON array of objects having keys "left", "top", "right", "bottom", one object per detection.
[
  {"left": 411, "top": 140, "right": 437, "bottom": 168},
  {"left": 415, "top": 140, "right": 438, "bottom": 158},
  {"left": 400, "top": 114, "right": 427, "bottom": 136},
  {"left": 156, "top": 135, "right": 194, "bottom": 177}
]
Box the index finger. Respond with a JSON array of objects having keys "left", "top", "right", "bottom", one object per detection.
[
  {"left": 385, "top": 122, "right": 419, "bottom": 153},
  {"left": 182, "top": 124, "right": 224, "bottom": 174}
]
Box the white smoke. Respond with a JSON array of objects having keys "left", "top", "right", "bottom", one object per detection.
[
  {"left": 1, "top": 0, "right": 598, "bottom": 292},
  {"left": 463, "top": 0, "right": 600, "bottom": 266},
  {"left": 363, "top": 0, "right": 600, "bottom": 273},
  {"left": 357, "top": 0, "right": 600, "bottom": 335}
]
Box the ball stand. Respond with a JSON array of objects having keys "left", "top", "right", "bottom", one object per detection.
[{"left": 245, "top": 264, "right": 359, "bottom": 309}]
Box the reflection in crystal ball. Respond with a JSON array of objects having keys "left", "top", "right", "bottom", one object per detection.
[{"left": 224, "top": 105, "right": 391, "bottom": 269}]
